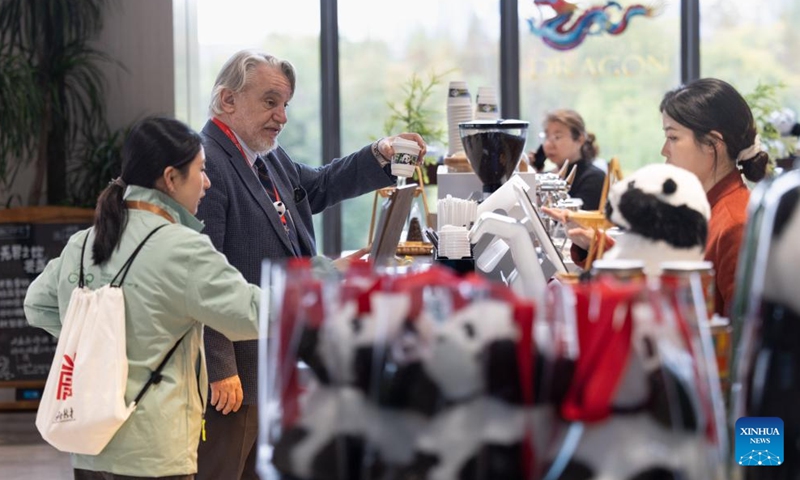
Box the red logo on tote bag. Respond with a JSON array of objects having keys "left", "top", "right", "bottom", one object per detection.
[{"left": 56, "top": 354, "right": 75, "bottom": 400}]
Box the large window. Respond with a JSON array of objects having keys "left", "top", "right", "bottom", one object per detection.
[
  {"left": 174, "top": 0, "right": 796, "bottom": 255},
  {"left": 338, "top": 0, "right": 500, "bottom": 250},
  {"left": 519, "top": 0, "right": 681, "bottom": 174},
  {"left": 700, "top": 0, "right": 800, "bottom": 116},
  {"left": 174, "top": 0, "right": 323, "bottom": 247}
]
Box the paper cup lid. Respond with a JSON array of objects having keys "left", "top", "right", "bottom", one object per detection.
[
  {"left": 392, "top": 137, "right": 421, "bottom": 151},
  {"left": 459, "top": 119, "right": 528, "bottom": 129}
]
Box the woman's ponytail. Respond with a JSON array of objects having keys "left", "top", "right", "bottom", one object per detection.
[
  {"left": 92, "top": 180, "right": 127, "bottom": 265},
  {"left": 581, "top": 132, "right": 600, "bottom": 161},
  {"left": 740, "top": 151, "right": 770, "bottom": 183}
]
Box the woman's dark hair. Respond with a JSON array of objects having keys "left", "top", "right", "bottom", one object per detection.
[
  {"left": 660, "top": 77, "right": 770, "bottom": 183},
  {"left": 544, "top": 109, "right": 600, "bottom": 160},
  {"left": 582, "top": 132, "right": 599, "bottom": 160},
  {"left": 92, "top": 116, "right": 202, "bottom": 265}
]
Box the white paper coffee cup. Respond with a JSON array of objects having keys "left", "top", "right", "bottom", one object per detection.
[
  {"left": 390, "top": 137, "right": 421, "bottom": 177},
  {"left": 448, "top": 81, "right": 471, "bottom": 105},
  {"left": 475, "top": 86, "right": 499, "bottom": 120}
]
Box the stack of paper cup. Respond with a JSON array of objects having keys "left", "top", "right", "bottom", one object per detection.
[
  {"left": 437, "top": 195, "right": 478, "bottom": 230},
  {"left": 447, "top": 81, "right": 473, "bottom": 156},
  {"left": 437, "top": 225, "right": 472, "bottom": 259},
  {"left": 475, "top": 86, "right": 500, "bottom": 121}
]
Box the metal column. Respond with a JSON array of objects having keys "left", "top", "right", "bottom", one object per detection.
[
  {"left": 500, "top": 0, "right": 520, "bottom": 120},
  {"left": 681, "top": 0, "right": 700, "bottom": 83},
  {"left": 320, "top": 0, "right": 342, "bottom": 256}
]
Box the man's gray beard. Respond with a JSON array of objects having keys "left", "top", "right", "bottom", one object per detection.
[{"left": 255, "top": 142, "right": 278, "bottom": 157}]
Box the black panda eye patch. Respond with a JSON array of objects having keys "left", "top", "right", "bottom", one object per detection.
[
  {"left": 662, "top": 179, "right": 677, "bottom": 195},
  {"left": 463, "top": 323, "right": 476, "bottom": 339}
]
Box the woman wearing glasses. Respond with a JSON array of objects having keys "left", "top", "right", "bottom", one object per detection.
[
  {"left": 545, "top": 79, "right": 770, "bottom": 317},
  {"left": 538, "top": 109, "right": 607, "bottom": 210}
]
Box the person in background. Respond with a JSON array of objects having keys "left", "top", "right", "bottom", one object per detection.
[
  {"left": 528, "top": 144, "right": 547, "bottom": 173},
  {"left": 535, "top": 109, "right": 606, "bottom": 210},
  {"left": 195, "top": 49, "right": 426, "bottom": 480},
  {"left": 546, "top": 78, "right": 769, "bottom": 317},
  {"left": 24, "top": 116, "right": 262, "bottom": 479}
]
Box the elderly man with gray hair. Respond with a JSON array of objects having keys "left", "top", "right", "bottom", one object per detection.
[{"left": 194, "top": 50, "right": 426, "bottom": 479}]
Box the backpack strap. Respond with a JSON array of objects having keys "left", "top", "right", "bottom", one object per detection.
[
  {"left": 78, "top": 230, "right": 91, "bottom": 288},
  {"left": 132, "top": 329, "right": 191, "bottom": 407},
  {"left": 110, "top": 224, "right": 169, "bottom": 287}
]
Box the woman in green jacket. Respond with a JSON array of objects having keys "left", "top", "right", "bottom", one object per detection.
[{"left": 24, "top": 117, "right": 262, "bottom": 479}]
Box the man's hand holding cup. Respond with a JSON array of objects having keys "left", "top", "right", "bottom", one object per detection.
[{"left": 379, "top": 133, "right": 427, "bottom": 178}]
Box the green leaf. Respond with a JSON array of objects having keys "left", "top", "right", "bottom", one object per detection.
[
  {"left": 68, "top": 123, "right": 129, "bottom": 207},
  {"left": 744, "top": 80, "right": 789, "bottom": 161},
  {"left": 383, "top": 69, "right": 454, "bottom": 145},
  {"left": 0, "top": 0, "right": 118, "bottom": 203}
]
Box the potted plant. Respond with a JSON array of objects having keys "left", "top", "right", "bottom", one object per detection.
[
  {"left": 384, "top": 70, "right": 450, "bottom": 185},
  {"left": 0, "top": 0, "right": 119, "bottom": 205},
  {"left": 68, "top": 121, "right": 129, "bottom": 208},
  {"left": 744, "top": 81, "right": 790, "bottom": 170}
]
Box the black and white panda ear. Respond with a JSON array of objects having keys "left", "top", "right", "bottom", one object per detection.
[{"left": 662, "top": 179, "right": 677, "bottom": 195}]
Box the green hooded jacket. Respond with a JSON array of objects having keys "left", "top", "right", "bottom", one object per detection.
[{"left": 24, "top": 185, "right": 261, "bottom": 476}]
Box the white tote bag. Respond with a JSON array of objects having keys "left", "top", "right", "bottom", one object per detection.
[
  {"left": 36, "top": 284, "right": 134, "bottom": 455},
  {"left": 36, "top": 225, "right": 174, "bottom": 455}
]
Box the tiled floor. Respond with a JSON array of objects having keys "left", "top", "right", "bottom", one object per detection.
[
  {"left": 0, "top": 412, "right": 72, "bottom": 480},
  {"left": 0, "top": 412, "right": 288, "bottom": 480}
]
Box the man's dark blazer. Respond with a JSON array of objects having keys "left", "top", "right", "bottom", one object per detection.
[{"left": 196, "top": 119, "right": 394, "bottom": 404}]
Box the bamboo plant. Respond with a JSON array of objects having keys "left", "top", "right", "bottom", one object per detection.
[{"left": 384, "top": 70, "right": 450, "bottom": 184}]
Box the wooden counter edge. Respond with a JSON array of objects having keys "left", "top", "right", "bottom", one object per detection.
[{"left": 0, "top": 206, "right": 94, "bottom": 223}]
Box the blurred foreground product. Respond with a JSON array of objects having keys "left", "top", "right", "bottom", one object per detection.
[
  {"left": 591, "top": 259, "right": 645, "bottom": 282},
  {"left": 731, "top": 168, "right": 800, "bottom": 479},
  {"left": 660, "top": 261, "right": 716, "bottom": 320},
  {"left": 265, "top": 265, "right": 538, "bottom": 480},
  {"left": 261, "top": 261, "right": 728, "bottom": 479},
  {"left": 542, "top": 276, "right": 727, "bottom": 480}
]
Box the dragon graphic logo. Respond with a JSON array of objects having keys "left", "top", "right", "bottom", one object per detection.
[{"left": 528, "top": 0, "right": 662, "bottom": 50}]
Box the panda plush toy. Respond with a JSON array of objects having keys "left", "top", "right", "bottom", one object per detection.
[
  {"left": 742, "top": 184, "right": 800, "bottom": 478},
  {"left": 542, "top": 291, "right": 720, "bottom": 480},
  {"left": 271, "top": 300, "right": 375, "bottom": 480},
  {"left": 401, "top": 299, "right": 530, "bottom": 480},
  {"left": 603, "top": 163, "right": 711, "bottom": 276},
  {"left": 273, "top": 293, "right": 442, "bottom": 480},
  {"left": 762, "top": 185, "right": 800, "bottom": 318}
]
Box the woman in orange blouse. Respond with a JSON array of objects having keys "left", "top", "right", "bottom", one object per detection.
[{"left": 547, "top": 78, "right": 770, "bottom": 317}]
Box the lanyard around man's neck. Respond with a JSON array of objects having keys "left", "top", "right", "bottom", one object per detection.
[
  {"left": 212, "top": 117, "right": 284, "bottom": 206},
  {"left": 212, "top": 117, "right": 289, "bottom": 230}
]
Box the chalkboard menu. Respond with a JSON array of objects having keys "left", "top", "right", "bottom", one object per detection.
[{"left": 0, "top": 207, "right": 93, "bottom": 385}]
